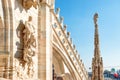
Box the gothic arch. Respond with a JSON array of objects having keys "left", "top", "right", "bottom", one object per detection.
[
  {"left": 53, "top": 49, "right": 65, "bottom": 74},
  {"left": 53, "top": 42, "right": 77, "bottom": 80}
]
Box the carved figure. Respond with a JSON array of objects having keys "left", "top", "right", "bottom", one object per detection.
[
  {"left": 22, "top": 0, "right": 38, "bottom": 10},
  {"left": 23, "top": 16, "right": 36, "bottom": 77},
  {"left": 16, "top": 20, "right": 25, "bottom": 59}
]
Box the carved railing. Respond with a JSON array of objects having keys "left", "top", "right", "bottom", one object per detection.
[{"left": 51, "top": 8, "right": 88, "bottom": 79}]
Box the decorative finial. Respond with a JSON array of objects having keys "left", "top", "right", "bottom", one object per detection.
[
  {"left": 56, "top": 8, "right": 60, "bottom": 18},
  {"left": 60, "top": 16, "right": 64, "bottom": 23},
  {"left": 67, "top": 32, "right": 70, "bottom": 38},
  {"left": 56, "top": 8, "right": 60, "bottom": 14},
  {"left": 94, "top": 13, "right": 98, "bottom": 25},
  {"left": 63, "top": 25, "right": 67, "bottom": 31}
]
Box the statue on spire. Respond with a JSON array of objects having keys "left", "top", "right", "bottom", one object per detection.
[
  {"left": 94, "top": 13, "right": 98, "bottom": 25},
  {"left": 92, "top": 13, "right": 104, "bottom": 80}
]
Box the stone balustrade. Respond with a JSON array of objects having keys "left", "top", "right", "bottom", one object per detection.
[{"left": 52, "top": 8, "right": 88, "bottom": 79}]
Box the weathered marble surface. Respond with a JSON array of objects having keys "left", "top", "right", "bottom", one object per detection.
[{"left": 0, "top": 0, "right": 88, "bottom": 80}]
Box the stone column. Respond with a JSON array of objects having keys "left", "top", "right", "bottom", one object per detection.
[
  {"left": 38, "top": 1, "right": 52, "bottom": 80},
  {"left": 1, "top": 0, "right": 10, "bottom": 53},
  {"left": 0, "top": 0, "right": 13, "bottom": 79}
]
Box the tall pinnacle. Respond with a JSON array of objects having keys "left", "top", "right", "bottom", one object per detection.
[
  {"left": 92, "top": 13, "right": 104, "bottom": 80},
  {"left": 94, "top": 13, "right": 100, "bottom": 59}
]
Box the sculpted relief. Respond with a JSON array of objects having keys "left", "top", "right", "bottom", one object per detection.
[
  {"left": 23, "top": 16, "right": 36, "bottom": 77},
  {"left": 22, "top": 0, "right": 38, "bottom": 10},
  {"left": 16, "top": 16, "right": 36, "bottom": 79}
]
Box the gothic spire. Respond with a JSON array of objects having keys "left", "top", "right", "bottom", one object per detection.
[
  {"left": 92, "top": 13, "right": 104, "bottom": 80},
  {"left": 94, "top": 13, "right": 100, "bottom": 59}
]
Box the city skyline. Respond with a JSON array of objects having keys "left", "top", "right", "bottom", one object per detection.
[{"left": 55, "top": 0, "right": 120, "bottom": 71}]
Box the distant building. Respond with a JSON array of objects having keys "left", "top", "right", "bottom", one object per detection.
[
  {"left": 104, "top": 78, "right": 112, "bottom": 80},
  {"left": 88, "top": 70, "right": 120, "bottom": 80},
  {"left": 104, "top": 70, "right": 120, "bottom": 80}
]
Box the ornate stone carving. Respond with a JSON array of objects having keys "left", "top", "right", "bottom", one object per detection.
[
  {"left": 22, "top": 0, "right": 38, "bottom": 10},
  {"left": 15, "top": 16, "right": 36, "bottom": 79},
  {"left": 92, "top": 13, "right": 104, "bottom": 80},
  {"left": 23, "top": 16, "right": 36, "bottom": 77}
]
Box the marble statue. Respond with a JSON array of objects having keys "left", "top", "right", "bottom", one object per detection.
[{"left": 23, "top": 16, "right": 36, "bottom": 77}]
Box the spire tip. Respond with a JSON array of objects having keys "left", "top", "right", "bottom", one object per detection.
[{"left": 94, "top": 13, "right": 98, "bottom": 25}]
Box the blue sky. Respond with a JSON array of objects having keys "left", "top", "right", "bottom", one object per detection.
[{"left": 55, "top": 0, "right": 120, "bottom": 71}]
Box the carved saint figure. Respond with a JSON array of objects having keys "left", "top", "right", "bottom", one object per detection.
[{"left": 23, "top": 16, "right": 36, "bottom": 77}]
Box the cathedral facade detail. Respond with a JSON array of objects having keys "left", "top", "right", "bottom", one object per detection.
[{"left": 0, "top": 0, "right": 88, "bottom": 80}]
